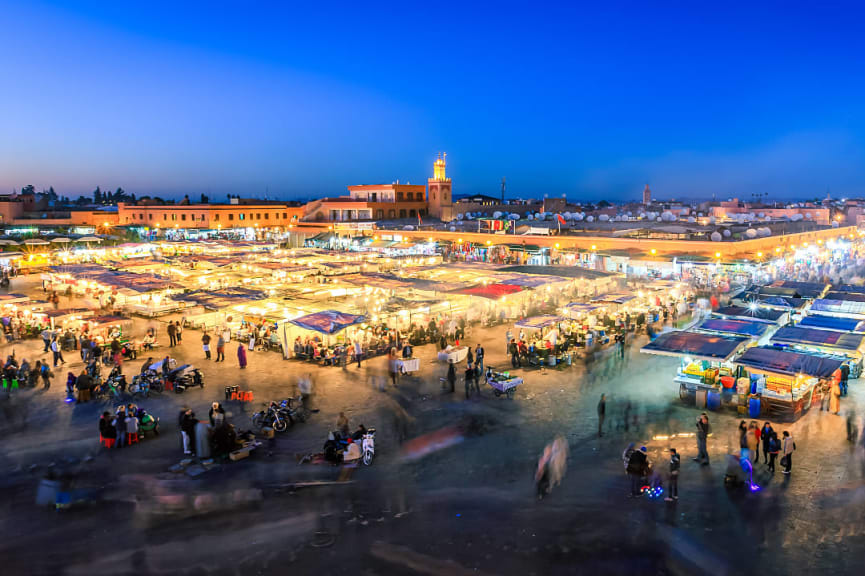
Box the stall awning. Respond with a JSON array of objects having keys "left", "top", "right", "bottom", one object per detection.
[
  {"left": 754, "top": 281, "right": 829, "bottom": 299},
  {"left": 831, "top": 284, "right": 865, "bottom": 295},
  {"left": 713, "top": 306, "right": 786, "bottom": 324},
  {"left": 770, "top": 326, "right": 865, "bottom": 352},
  {"left": 289, "top": 311, "right": 366, "bottom": 335},
  {"left": 811, "top": 298, "right": 865, "bottom": 318},
  {"left": 515, "top": 315, "right": 563, "bottom": 330},
  {"left": 735, "top": 346, "right": 843, "bottom": 378},
  {"left": 86, "top": 315, "right": 133, "bottom": 327},
  {"left": 497, "top": 265, "right": 615, "bottom": 280},
  {"left": 454, "top": 284, "right": 523, "bottom": 299},
  {"left": 641, "top": 331, "right": 748, "bottom": 361},
  {"left": 497, "top": 274, "right": 569, "bottom": 288},
  {"left": 695, "top": 318, "right": 770, "bottom": 338},
  {"left": 591, "top": 292, "right": 636, "bottom": 305},
  {"left": 564, "top": 302, "right": 604, "bottom": 315},
  {"left": 798, "top": 314, "right": 865, "bottom": 333},
  {"left": 823, "top": 291, "right": 865, "bottom": 303}
]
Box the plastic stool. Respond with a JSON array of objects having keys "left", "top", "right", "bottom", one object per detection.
[
  {"left": 127, "top": 433, "right": 139, "bottom": 445},
  {"left": 10, "top": 378, "right": 18, "bottom": 389},
  {"left": 100, "top": 436, "right": 116, "bottom": 449},
  {"left": 164, "top": 380, "right": 173, "bottom": 391},
  {"left": 243, "top": 391, "right": 254, "bottom": 402}
]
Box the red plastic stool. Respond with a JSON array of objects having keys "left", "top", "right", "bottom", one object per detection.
[
  {"left": 100, "top": 436, "right": 116, "bottom": 449},
  {"left": 164, "top": 379, "right": 173, "bottom": 391},
  {"left": 127, "top": 433, "right": 139, "bottom": 445},
  {"left": 243, "top": 391, "right": 254, "bottom": 402}
]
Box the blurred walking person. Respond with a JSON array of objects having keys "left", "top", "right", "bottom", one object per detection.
[{"left": 597, "top": 394, "right": 606, "bottom": 437}]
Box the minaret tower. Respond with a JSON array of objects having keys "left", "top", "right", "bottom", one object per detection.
[{"left": 427, "top": 152, "right": 453, "bottom": 221}]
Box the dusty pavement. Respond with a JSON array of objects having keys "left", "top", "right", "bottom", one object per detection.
[{"left": 0, "top": 276, "right": 864, "bottom": 575}]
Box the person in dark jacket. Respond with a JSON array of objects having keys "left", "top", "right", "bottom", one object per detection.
[
  {"left": 760, "top": 422, "right": 774, "bottom": 464},
  {"left": 202, "top": 332, "right": 212, "bottom": 360},
  {"left": 446, "top": 361, "right": 456, "bottom": 393},
  {"left": 627, "top": 446, "right": 649, "bottom": 497},
  {"left": 665, "top": 448, "right": 680, "bottom": 501},
  {"left": 99, "top": 412, "right": 113, "bottom": 439},
  {"left": 180, "top": 408, "right": 196, "bottom": 455},
  {"left": 464, "top": 362, "right": 476, "bottom": 399},
  {"left": 167, "top": 321, "right": 177, "bottom": 347},
  {"left": 694, "top": 413, "right": 710, "bottom": 465},
  {"left": 75, "top": 370, "right": 92, "bottom": 403},
  {"left": 840, "top": 363, "right": 850, "bottom": 396},
  {"left": 114, "top": 407, "right": 128, "bottom": 448},
  {"left": 597, "top": 394, "right": 606, "bottom": 437}
]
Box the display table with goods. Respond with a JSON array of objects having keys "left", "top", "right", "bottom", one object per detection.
[{"left": 486, "top": 369, "right": 523, "bottom": 398}]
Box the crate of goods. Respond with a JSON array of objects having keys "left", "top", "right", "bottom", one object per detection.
[
  {"left": 260, "top": 427, "right": 275, "bottom": 439},
  {"left": 229, "top": 449, "right": 250, "bottom": 461}
]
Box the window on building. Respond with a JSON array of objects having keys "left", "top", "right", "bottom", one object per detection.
[
  {"left": 397, "top": 192, "right": 404, "bottom": 201},
  {"left": 239, "top": 213, "right": 244, "bottom": 220},
  {"left": 376, "top": 209, "right": 384, "bottom": 219},
  {"left": 229, "top": 214, "right": 234, "bottom": 221},
  {"left": 399, "top": 209, "right": 407, "bottom": 218},
  {"left": 148, "top": 214, "right": 153, "bottom": 220},
  {"left": 172, "top": 214, "right": 176, "bottom": 221},
  {"left": 388, "top": 209, "right": 396, "bottom": 218},
  {"left": 201, "top": 214, "right": 205, "bottom": 221},
  {"left": 265, "top": 213, "right": 269, "bottom": 220},
  {"left": 214, "top": 214, "right": 219, "bottom": 221},
  {"left": 139, "top": 213, "right": 143, "bottom": 220},
  {"left": 282, "top": 213, "right": 287, "bottom": 219},
  {"left": 256, "top": 213, "right": 261, "bottom": 220},
  {"left": 181, "top": 214, "right": 186, "bottom": 221},
  {"left": 163, "top": 214, "right": 167, "bottom": 220},
  {"left": 409, "top": 209, "right": 416, "bottom": 217}
]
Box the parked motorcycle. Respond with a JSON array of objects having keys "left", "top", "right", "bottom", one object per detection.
[
  {"left": 252, "top": 401, "right": 291, "bottom": 432},
  {"left": 167, "top": 364, "right": 204, "bottom": 394}
]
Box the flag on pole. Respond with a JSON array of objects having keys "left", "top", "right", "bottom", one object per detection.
[
  {"left": 556, "top": 214, "right": 566, "bottom": 226},
  {"left": 418, "top": 213, "right": 423, "bottom": 226}
]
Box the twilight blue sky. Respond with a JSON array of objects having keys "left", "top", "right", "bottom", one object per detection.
[{"left": 2, "top": 1, "right": 865, "bottom": 202}]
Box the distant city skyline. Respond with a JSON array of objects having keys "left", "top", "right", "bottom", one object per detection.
[{"left": 3, "top": 2, "right": 865, "bottom": 202}]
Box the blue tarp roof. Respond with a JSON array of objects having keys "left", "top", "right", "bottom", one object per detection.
[
  {"left": 498, "top": 275, "right": 569, "bottom": 288},
  {"left": 713, "top": 305, "right": 786, "bottom": 323},
  {"left": 173, "top": 288, "right": 268, "bottom": 310},
  {"left": 771, "top": 326, "right": 865, "bottom": 352},
  {"left": 732, "top": 292, "right": 807, "bottom": 309},
  {"left": 515, "top": 315, "right": 563, "bottom": 330},
  {"left": 564, "top": 302, "right": 604, "bottom": 315},
  {"left": 824, "top": 291, "right": 865, "bottom": 303},
  {"left": 591, "top": 293, "right": 636, "bottom": 305},
  {"left": 798, "top": 314, "right": 865, "bottom": 333},
  {"left": 289, "top": 311, "right": 366, "bottom": 335},
  {"left": 641, "top": 331, "right": 748, "bottom": 361},
  {"left": 751, "top": 281, "right": 829, "bottom": 299},
  {"left": 832, "top": 284, "right": 865, "bottom": 295},
  {"left": 811, "top": 299, "right": 865, "bottom": 317},
  {"left": 695, "top": 318, "right": 770, "bottom": 338},
  {"left": 736, "top": 346, "right": 844, "bottom": 378}
]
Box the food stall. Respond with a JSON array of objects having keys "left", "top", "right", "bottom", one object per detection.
[
  {"left": 712, "top": 305, "right": 790, "bottom": 326},
  {"left": 641, "top": 330, "right": 749, "bottom": 408},
  {"left": 692, "top": 317, "right": 775, "bottom": 344},
  {"left": 769, "top": 326, "right": 865, "bottom": 378},
  {"left": 514, "top": 315, "right": 567, "bottom": 366},
  {"left": 734, "top": 346, "right": 842, "bottom": 421},
  {"left": 798, "top": 314, "right": 865, "bottom": 333},
  {"left": 279, "top": 310, "right": 367, "bottom": 360}
]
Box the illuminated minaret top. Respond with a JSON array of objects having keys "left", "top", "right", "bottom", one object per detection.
[{"left": 433, "top": 152, "right": 449, "bottom": 182}]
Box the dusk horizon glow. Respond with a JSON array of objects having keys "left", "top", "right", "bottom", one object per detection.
[{"left": 3, "top": 1, "right": 865, "bottom": 202}]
